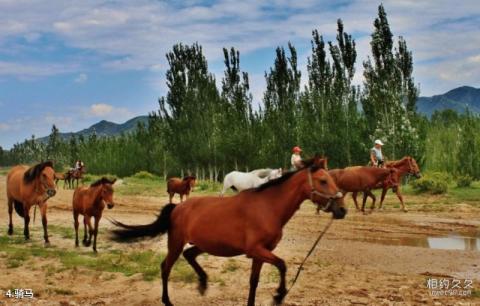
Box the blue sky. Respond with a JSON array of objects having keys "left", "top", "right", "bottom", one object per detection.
[{"left": 1, "top": 0, "right": 479, "bottom": 148}]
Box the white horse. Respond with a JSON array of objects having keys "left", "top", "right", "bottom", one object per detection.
[{"left": 221, "top": 168, "right": 282, "bottom": 196}]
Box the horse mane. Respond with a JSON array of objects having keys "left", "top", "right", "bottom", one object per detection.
[
  {"left": 388, "top": 156, "right": 411, "bottom": 167},
  {"left": 91, "top": 177, "right": 116, "bottom": 187},
  {"left": 183, "top": 176, "right": 196, "bottom": 181},
  {"left": 23, "top": 161, "right": 54, "bottom": 184}
]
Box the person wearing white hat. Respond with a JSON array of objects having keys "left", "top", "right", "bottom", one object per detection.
[{"left": 370, "top": 139, "right": 385, "bottom": 167}]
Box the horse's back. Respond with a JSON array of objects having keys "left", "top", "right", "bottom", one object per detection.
[
  {"left": 6, "top": 165, "right": 28, "bottom": 198},
  {"left": 167, "top": 177, "right": 182, "bottom": 192}
]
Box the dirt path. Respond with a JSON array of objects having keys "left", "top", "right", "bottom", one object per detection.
[{"left": 0, "top": 175, "right": 479, "bottom": 305}]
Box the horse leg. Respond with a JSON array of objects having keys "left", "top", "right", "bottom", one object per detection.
[
  {"left": 351, "top": 192, "right": 360, "bottom": 210},
  {"left": 168, "top": 193, "right": 173, "bottom": 204},
  {"left": 40, "top": 203, "right": 49, "bottom": 244},
  {"left": 7, "top": 198, "right": 13, "bottom": 235},
  {"left": 74, "top": 211, "right": 80, "bottom": 247},
  {"left": 161, "top": 238, "right": 184, "bottom": 306},
  {"left": 379, "top": 188, "right": 388, "bottom": 210},
  {"left": 249, "top": 247, "right": 287, "bottom": 305},
  {"left": 92, "top": 215, "right": 101, "bottom": 252},
  {"left": 361, "top": 192, "right": 367, "bottom": 213},
  {"left": 183, "top": 246, "right": 208, "bottom": 295},
  {"left": 83, "top": 216, "right": 92, "bottom": 246},
  {"left": 395, "top": 186, "right": 407, "bottom": 212},
  {"left": 180, "top": 194, "right": 183, "bottom": 203},
  {"left": 23, "top": 205, "right": 31, "bottom": 240},
  {"left": 247, "top": 258, "right": 264, "bottom": 306},
  {"left": 367, "top": 190, "right": 376, "bottom": 211}
]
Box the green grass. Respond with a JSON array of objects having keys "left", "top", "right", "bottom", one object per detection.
[
  {"left": 115, "top": 176, "right": 166, "bottom": 196},
  {"left": 221, "top": 259, "right": 240, "bottom": 273},
  {"left": 0, "top": 167, "right": 9, "bottom": 175},
  {"left": 0, "top": 230, "right": 194, "bottom": 282}
]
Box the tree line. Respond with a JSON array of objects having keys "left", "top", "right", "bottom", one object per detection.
[{"left": 1, "top": 5, "right": 479, "bottom": 180}]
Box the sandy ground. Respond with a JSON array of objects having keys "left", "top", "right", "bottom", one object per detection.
[{"left": 0, "top": 174, "right": 479, "bottom": 306}]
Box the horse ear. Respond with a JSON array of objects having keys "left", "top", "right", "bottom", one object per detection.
[{"left": 111, "top": 178, "right": 117, "bottom": 184}]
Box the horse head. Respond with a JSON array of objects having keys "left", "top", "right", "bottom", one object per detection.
[
  {"left": 406, "top": 156, "right": 421, "bottom": 178},
  {"left": 307, "top": 158, "right": 345, "bottom": 219},
  {"left": 24, "top": 161, "right": 57, "bottom": 200},
  {"left": 91, "top": 177, "right": 116, "bottom": 209}
]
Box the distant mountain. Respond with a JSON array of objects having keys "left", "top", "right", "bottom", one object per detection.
[
  {"left": 38, "top": 116, "right": 149, "bottom": 143},
  {"left": 417, "top": 86, "right": 480, "bottom": 117}
]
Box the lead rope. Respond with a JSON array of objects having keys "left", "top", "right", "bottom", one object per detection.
[{"left": 285, "top": 217, "right": 334, "bottom": 296}]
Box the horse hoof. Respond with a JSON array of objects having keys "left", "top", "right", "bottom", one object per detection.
[
  {"left": 44, "top": 241, "right": 51, "bottom": 247},
  {"left": 403, "top": 209, "right": 408, "bottom": 213},
  {"left": 7, "top": 229, "right": 13, "bottom": 235},
  {"left": 198, "top": 278, "right": 208, "bottom": 295},
  {"left": 273, "top": 294, "right": 285, "bottom": 305}
]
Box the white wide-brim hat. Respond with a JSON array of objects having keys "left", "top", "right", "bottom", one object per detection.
[{"left": 374, "top": 139, "right": 384, "bottom": 146}]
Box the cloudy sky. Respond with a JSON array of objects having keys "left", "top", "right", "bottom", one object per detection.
[{"left": 0, "top": 0, "right": 479, "bottom": 148}]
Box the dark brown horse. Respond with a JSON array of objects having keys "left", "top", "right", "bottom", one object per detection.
[
  {"left": 72, "top": 177, "right": 116, "bottom": 252},
  {"left": 110, "top": 156, "right": 345, "bottom": 306},
  {"left": 66, "top": 166, "right": 86, "bottom": 189},
  {"left": 326, "top": 166, "right": 399, "bottom": 214},
  {"left": 167, "top": 176, "right": 196, "bottom": 203},
  {"left": 6, "top": 161, "right": 57, "bottom": 243}
]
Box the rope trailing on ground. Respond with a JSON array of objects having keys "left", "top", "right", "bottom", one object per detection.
[{"left": 286, "top": 217, "right": 334, "bottom": 296}]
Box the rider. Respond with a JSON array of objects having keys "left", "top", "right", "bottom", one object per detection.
[
  {"left": 291, "top": 146, "right": 303, "bottom": 170},
  {"left": 370, "top": 139, "right": 385, "bottom": 167}
]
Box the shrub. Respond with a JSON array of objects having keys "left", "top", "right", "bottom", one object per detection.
[
  {"left": 456, "top": 175, "right": 473, "bottom": 188},
  {"left": 410, "top": 172, "right": 449, "bottom": 194},
  {"left": 132, "top": 171, "right": 156, "bottom": 180}
]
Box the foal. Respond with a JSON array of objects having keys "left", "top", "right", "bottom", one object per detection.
[
  {"left": 72, "top": 177, "right": 116, "bottom": 252},
  {"left": 167, "top": 176, "right": 196, "bottom": 203}
]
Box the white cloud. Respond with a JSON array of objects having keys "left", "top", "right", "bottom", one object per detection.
[
  {"left": 0, "top": 61, "right": 76, "bottom": 79},
  {"left": 0, "top": 0, "right": 478, "bottom": 94},
  {"left": 89, "top": 103, "right": 113, "bottom": 116},
  {"left": 74, "top": 73, "right": 88, "bottom": 83},
  {"left": 0, "top": 122, "right": 10, "bottom": 131},
  {"left": 88, "top": 103, "right": 133, "bottom": 119}
]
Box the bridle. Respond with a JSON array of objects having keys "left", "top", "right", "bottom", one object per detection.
[
  {"left": 307, "top": 169, "right": 341, "bottom": 212},
  {"left": 36, "top": 174, "right": 55, "bottom": 202}
]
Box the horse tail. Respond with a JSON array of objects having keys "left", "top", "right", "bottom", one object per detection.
[
  {"left": 110, "top": 203, "right": 176, "bottom": 242},
  {"left": 13, "top": 200, "right": 24, "bottom": 218}
]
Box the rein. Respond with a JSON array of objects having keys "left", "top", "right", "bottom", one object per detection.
[{"left": 286, "top": 217, "right": 334, "bottom": 295}]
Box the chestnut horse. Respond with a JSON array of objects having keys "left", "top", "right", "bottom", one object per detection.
[
  {"left": 351, "top": 156, "right": 421, "bottom": 212},
  {"left": 6, "top": 161, "right": 57, "bottom": 243},
  {"left": 110, "top": 156, "right": 345, "bottom": 306},
  {"left": 167, "top": 176, "right": 196, "bottom": 203},
  {"left": 72, "top": 177, "right": 116, "bottom": 252},
  {"left": 325, "top": 166, "right": 399, "bottom": 214}
]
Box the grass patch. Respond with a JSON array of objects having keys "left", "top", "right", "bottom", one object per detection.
[
  {"left": 0, "top": 167, "right": 10, "bottom": 175},
  {"left": 0, "top": 231, "right": 195, "bottom": 282},
  {"left": 115, "top": 176, "right": 165, "bottom": 197},
  {"left": 222, "top": 259, "right": 240, "bottom": 273}
]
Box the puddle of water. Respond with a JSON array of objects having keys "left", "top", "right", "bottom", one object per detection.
[
  {"left": 354, "top": 235, "right": 480, "bottom": 251},
  {"left": 428, "top": 236, "right": 479, "bottom": 251}
]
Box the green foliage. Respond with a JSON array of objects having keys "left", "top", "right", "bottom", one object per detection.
[
  {"left": 410, "top": 172, "right": 449, "bottom": 194},
  {"left": 132, "top": 171, "right": 157, "bottom": 180},
  {"left": 456, "top": 175, "right": 473, "bottom": 188}
]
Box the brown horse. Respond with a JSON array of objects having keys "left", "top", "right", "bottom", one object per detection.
[
  {"left": 72, "top": 177, "right": 116, "bottom": 252},
  {"left": 6, "top": 161, "right": 57, "bottom": 243},
  {"left": 110, "top": 156, "right": 345, "bottom": 306},
  {"left": 379, "top": 156, "right": 421, "bottom": 211},
  {"left": 167, "top": 176, "right": 196, "bottom": 203},
  {"left": 327, "top": 166, "right": 399, "bottom": 214}
]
